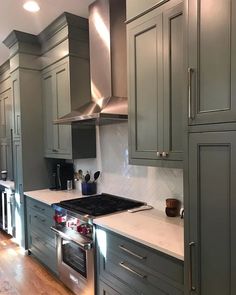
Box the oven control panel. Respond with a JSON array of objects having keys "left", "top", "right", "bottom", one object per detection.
[{"left": 53, "top": 208, "right": 93, "bottom": 238}]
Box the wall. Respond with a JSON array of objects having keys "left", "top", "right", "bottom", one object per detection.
[{"left": 74, "top": 123, "right": 183, "bottom": 211}]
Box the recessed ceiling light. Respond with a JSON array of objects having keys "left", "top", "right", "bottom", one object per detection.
[{"left": 23, "top": 1, "right": 40, "bottom": 13}]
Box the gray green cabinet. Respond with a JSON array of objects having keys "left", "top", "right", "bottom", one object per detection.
[
  {"left": 186, "top": 131, "right": 236, "bottom": 295},
  {"left": 128, "top": 0, "right": 184, "bottom": 168},
  {"left": 126, "top": 0, "right": 170, "bottom": 21},
  {"left": 0, "top": 70, "right": 13, "bottom": 180},
  {"left": 42, "top": 60, "right": 72, "bottom": 158},
  {"left": 188, "top": 0, "right": 236, "bottom": 126},
  {"left": 42, "top": 58, "right": 96, "bottom": 160},
  {"left": 96, "top": 226, "right": 184, "bottom": 295},
  {"left": 26, "top": 196, "right": 58, "bottom": 275}
]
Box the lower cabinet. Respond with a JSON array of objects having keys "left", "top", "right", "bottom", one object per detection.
[
  {"left": 25, "top": 196, "right": 58, "bottom": 275},
  {"left": 96, "top": 226, "right": 184, "bottom": 295}
]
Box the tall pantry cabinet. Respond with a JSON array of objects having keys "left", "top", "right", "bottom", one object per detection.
[
  {"left": 185, "top": 0, "right": 236, "bottom": 294},
  {"left": 3, "top": 31, "right": 49, "bottom": 247}
]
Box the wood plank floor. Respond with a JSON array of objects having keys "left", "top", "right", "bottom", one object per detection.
[{"left": 0, "top": 230, "right": 74, "bottom": 295}]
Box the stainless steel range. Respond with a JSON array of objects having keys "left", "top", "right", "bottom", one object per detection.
[{"left": 51, "top": 193, "right": 145, "bottom": 295}]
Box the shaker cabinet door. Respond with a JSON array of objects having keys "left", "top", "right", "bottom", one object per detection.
[
  {"left": 128, "top": 13, "right": 163, "bottom": 163},
  {"left": 11, "top": 71, "right": 21, "bottom": 138},
  {"left": 163, "top": 3, "right": 184, "bottom": 162},
  {"left": 188, "top": 131, "right": 236, "bottom": 294},
  {"left": 188, "top": 0, "right": 236, "bottom": 125},
  {"left": 42, "top": 61, "right": 72, "bottom": 159}
]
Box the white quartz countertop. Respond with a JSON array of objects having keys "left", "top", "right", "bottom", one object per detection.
[
  {"left": 94, "top": 209, "right": 184, "bottom": 261},
  {"left": 24, "top": 189, "right": 84, "bottom": 205},
  {"left": 24, "top": 189, "right": 184, "bottom": 260},
  {"left": 0, "top": 180, "right": 15, "bottom": 190}
]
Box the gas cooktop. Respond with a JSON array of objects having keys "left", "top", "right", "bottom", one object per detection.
[{"left": 58, "top": 193, "right": 145, "bottom": 217}]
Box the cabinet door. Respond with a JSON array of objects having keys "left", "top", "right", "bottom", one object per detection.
[
  {"left": 11, "top": 71, "right": 21, "bottom": 138},
  {"left": 188, "top": 0, "right": 236, "bottom": 125},
  {"left": 128, "top": 13, "right": 163, "bottom": 164},
  {"left": 42, "top": 70, "right": 55, "bottom": 156},
  {"left": 0, "top": 138, "right": 13, "bottom": 180},
  {"left": 163, "top": 3, "right": 184, "bottom": 162},
  {"left": 0, "top": 89, "right": 12, "bottom": 139},
  {"left": 42, "top": 62, "right": 72, "bottom": 158},
  {"left": 13, "top": 139, "right": 24, "bottom": 247},
  {"left": 54, "top": 62, "right": 72, "bottom": 156},
  {"left": 188, "top": 132, "right": 236, "bottom": 294}
]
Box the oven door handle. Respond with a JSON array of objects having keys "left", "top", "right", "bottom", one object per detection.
[{"left": 50, "top": 226, "right": 93, "bottom": 251}]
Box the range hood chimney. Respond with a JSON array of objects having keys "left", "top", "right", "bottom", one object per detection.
[{"left": 55, "top": 0, "right": 127, "bottom": 125}]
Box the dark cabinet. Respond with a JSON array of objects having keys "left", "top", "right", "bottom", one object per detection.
[
  {"left": 96, "top": 226, "right": 184, "bottom": 295},
  {"left": 26, "top": 197, "right": 58, "bottom": 275},
  {"left": 188, "top": 0, "right": 236, "bottom": 125},
  {"left": 128, "top": 0, "right": 184, "bottom": 168},
  {"left": 186, "top": 131, "right": 236, "bottom": 294}
]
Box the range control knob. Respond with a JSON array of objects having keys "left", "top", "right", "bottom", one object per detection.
[
  {"left": 53, "top": 215, "right": 66, "bottom": 224},
  {"left": 77, "top": 224, "right": 92, "bottom": 236}
]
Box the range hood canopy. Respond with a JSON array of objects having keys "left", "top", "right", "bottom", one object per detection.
[{"left": 55, "top": 0, "right": 127, "bottom": 125}]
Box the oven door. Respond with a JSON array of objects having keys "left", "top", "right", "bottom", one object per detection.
[{"left": 51, "top": 226, "right": 94, "bottom": 295}]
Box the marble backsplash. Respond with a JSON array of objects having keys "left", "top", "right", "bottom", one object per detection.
[{"left": 74, "top": 123, "right": 183, "bottom": 211}]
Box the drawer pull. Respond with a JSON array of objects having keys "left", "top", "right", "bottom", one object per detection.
[
  {"left": 119, "top": 261, "right": 147, "bottom": 279},
  {"left": 119, "top": 245, "right": 146, "bottom": 260},
  {"left": 34, "top": 215, "right": 46, "bottom": 223},
  {"left": 33, "top": 205, "right": 45, "bottom": 212}
]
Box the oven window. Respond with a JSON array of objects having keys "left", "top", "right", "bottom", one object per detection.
[{"left": 62, "top": 239, "right": 87, "bottom": 278}]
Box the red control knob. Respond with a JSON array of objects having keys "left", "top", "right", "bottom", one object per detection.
[
  {"left": 77, "top": 224, "right": 92, "bottom": 235},
  {"left": 54, "top": 215, "right": 66, "bottom": 223}
]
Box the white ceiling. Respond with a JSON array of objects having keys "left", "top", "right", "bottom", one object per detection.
[{"left": 0, "top": 0, "right": 94, "bottom": 65}]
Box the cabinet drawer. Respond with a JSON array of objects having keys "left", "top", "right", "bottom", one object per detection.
[
  {"left": 100, "top": 251, "right": 183, "bottom": 295},
  {"left": 30, "top": 231, "right": 57, "bottom": 274},
  {"left": 105, "top": 230, "right": 184, "bottom": 286},
  {"left": 27, "top": 197, "right": 54, "bottom": 218}
]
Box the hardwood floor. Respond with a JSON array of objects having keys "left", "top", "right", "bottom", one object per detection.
[{"left": 0, "top": 230, "right": 74, "bottom": 295}]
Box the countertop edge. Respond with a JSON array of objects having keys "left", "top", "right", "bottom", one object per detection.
[{"left": 94, "top": 219, "right": 184, "bottom": 261}]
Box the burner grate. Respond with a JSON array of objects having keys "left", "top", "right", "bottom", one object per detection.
[{"left": 59, "top": 193, "right": 145, "bottom": 216}]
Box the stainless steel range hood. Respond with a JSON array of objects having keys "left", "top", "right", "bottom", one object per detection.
[{"left": 55, "top": 0, "right": 127, "bottom": 125}]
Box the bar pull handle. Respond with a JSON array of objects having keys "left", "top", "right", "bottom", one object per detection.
[
  {"left": 188, "top": 68, "right": 194, "bottom": 120},
  {"left": 189, "top": 241, "right": 196, "bottom": 291},
  {"left": 119, "top": 261, "right": 147, "bottom": 279},
  {"left": 119, "top": 245, "right": 146, "bottom": 260}
]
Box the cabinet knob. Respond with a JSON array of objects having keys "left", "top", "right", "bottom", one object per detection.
[
  {"left": 156, "top": 152, "right": 162, "bottom": 157},
  {"left": 52, "top": 149, "right": 58, "bottom": 153},
  {"left": 162, "top": 152, "right": 169, "bottom": 158}
]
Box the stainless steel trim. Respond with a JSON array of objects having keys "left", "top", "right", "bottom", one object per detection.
[
  {"left": 119, "top": 261, "right": 147, "bottom": 279},
  {"left": 189, "top": 241, "right": 196, "bottom": 291},
  {"left": 188, "top": 68, "right": 194, "bottom": 120},
  {"left": 50, "top": 226, "right": 93, "bottom": 251},
  {"left": 119, "top": 245, "right": 146, "bottom": 260}
]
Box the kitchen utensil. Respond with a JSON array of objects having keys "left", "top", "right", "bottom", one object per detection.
[
  {"left": 78, "top": 169, "right": 84, "bottom": 181},
  {"left": 85, "top": 173, "right": 91, "bottom": 183},
  {"left": 67, "top": 180, "right": 73, "bottom": 191},
  {"left": 93, "top": 171, "right": 100, "bottom": 182},
  {"left": 127, "top": 205, "right": 153, "bottom": 213}
]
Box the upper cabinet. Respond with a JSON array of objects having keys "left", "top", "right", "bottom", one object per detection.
[
  {"left": 188, "top": 0, "right": 236, "bottom": 126},
  {"left": 42, "top": 60, "right": 72, "bottom": 158},
  {"left": 40, "top": 13, "right": 96, "bottom": 159},
  {"left": 126, "top": 0, "right": 171, "bottom": 21},
  {"left": 127, "top": 0, "right": 184, "bottom": 168}
]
